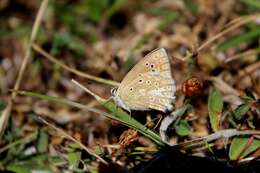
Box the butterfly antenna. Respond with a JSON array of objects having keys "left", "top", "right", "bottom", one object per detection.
[{"left": 71, "top": 79, "right": 106, "bottom": 103}]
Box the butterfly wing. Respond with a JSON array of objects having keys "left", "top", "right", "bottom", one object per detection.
[{"left": 116, "top": 48, "right": 176, "bottom": 112}]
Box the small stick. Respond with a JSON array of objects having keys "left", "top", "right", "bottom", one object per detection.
[
  {"left": 32, "top": 44, "right": 119, "bottom": 87},
  {"left": 178, "top": 129, "right": 260, "bottom": 148},
  {"left": 0, "top": 0, "right": 50, "bottom": 139},
  {"left": 37, "top": 116, "right": 108, "bottom": 165},
  {"left": 197, "top": 14, "right": 260, "bottom": 52}
]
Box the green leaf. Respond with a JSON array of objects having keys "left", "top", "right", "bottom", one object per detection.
[
  {"left": 6, "top": 154, "right": 55, "bottom": 172},
  {"left": 229, "top": 137, "right": 260, "bottom": 160},
  {"left": 83, "top": 0, "right": 124, "bottom": 22},
  {"left": 68, "top": 151, "right": 81, "bottom": 169},
  {"left": 84, "top": 0, "right": 109, "bottom": 22},
  {"left": 51, "top": 32, "right": 84, "bottom": 57},
  {"left": 240, "top": 0, "right": 260, "bottom": 10},
  {"left": 106, "top": 0, "right": 125, "bottom": 18},
  {"left": 6, "top": 163, "right": 31, "bottom": 173},
  {"left": 242, "top": 139, "right": 260, "bottom": 157},
  {"left": 36, "top": 129, "right": 49, "bottom": 153},
  {"left": 240, "top": 95, "right": 255, "bottom": 101},
  {"left": 208, "top": 88, "right": 223, "bottom": 132},
  {"left": 51, "top": 32, "right": 72, "bottom": 55},
  {"left": 227, "top": 114, "right": 238, "bottom": 128},
  {"left": 217, "top": 28, "right": 260, "bottom": 52},
  {"left": 175, "top": 120, "right": 191, "bottom": 136},
  {"left": 229, "top": 137, "right": 248, "bottom": 160},
  {"left": 68, "top": 143, "right": 81, "bottom": 149},
  {"left": 233, "top": 103, "right": 251, "bottom": 120},
  {"left": 245, "top": 89, "right": 257, "bottom": 100},
  {"left": 145, "top": 7, "right": 179, "bottom": 30},
  {"left": 183, "top": 0, "right": 199, "bottom": 15}
]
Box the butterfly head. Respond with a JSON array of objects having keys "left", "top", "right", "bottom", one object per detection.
[
  {"left": 111, "top": 87, "right": 131, "bottom": 112},
  {"left": 111, "top": 87, "right": 118, "bottom": 96}
]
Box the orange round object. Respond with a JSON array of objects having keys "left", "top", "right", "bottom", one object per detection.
[{"left": 182, "top": 77, "right": 203, "bottom": 97}]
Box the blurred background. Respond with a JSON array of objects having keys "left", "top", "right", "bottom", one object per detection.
[{"left": 0, "top": 0, "right": 260, "bottom": 172}]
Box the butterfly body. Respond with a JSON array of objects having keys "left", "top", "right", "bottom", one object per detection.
[{"left": 112, "top": 48, "right": 176, "bottom": 113}]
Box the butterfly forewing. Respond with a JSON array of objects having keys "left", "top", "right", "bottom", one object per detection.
[{"left": 116, "top": 48, "right": 176, "bottom": 112}]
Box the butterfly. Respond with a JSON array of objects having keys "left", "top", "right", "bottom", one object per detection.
[{"left": 111, "top": 48, "right": 176, "bottom": 113}]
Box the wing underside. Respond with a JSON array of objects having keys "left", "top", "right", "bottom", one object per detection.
[{"left": 117, "top": 48, "right": 176, "bottom": 112}]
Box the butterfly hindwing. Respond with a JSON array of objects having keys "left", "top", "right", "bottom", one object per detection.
[
  {"left": 116, "top": 48, "right": 176, "bottom": 112},
  {"left": 120, "top": 73, "right": 175, "bottom": 112}
]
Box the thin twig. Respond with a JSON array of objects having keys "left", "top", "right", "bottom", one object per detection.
[
  {"left": 32, "top": 44, "right": 120, "bottom": 87},
  {"left": 225, "top": 48, "right": 260, "bottom": 63},
  {"left": 178, "top": 129, "right": 260, "bottom": 148},
  {"left": 0, "top": 0, "right": 50, "bottom": 139},
  {"left": 238, "top": 61, "right": 260, "bottom": 79},
  {"left": 197, "top": 14, "right": 260, "bottom": 52},
  {"left": 37, "top": 116, "right": 108, "bottom": 165},
  {"left": 207, "top": 77, "right": 240, "bottom": 96},
  {"left": 182, "top": 14, "right": 260, "bottom": 61}
]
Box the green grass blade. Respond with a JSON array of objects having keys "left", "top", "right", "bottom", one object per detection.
[
  {"left": 208, "top": 88, "right": 223, "bottom": 132},
  {"left": 240, "top": 0, "right": 260, "bottom": 10},
  {"left": 13, "top": 90, "right": 167, "bottom": 147},
  {"left": 102, "top": 101, "right": 167, "bottom": 146},
  {"left": 229, "top": 137, "right": 260, "bottom": 160},
  {"left": 217, "top": 28, "right": 260, "bottom": 52}
]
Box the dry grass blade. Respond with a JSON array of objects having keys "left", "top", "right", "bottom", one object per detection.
[
  {"left": 179, "top": 129, "right": 260, "bottom": 149},
  {"left": 37, "top": 116, "right": 108, "bottom": 165},
  {"left": 32, "top": 44, "right": 120, "bottom": 87},
  {"left": 225, "top": 48, "right": 260, "bottom": 63},
  {"left": 197, "top": 14, "right": 260, "bottom": 52},
  {"left": 238, "top": 61, "right": 260, "bottom": 79},
  {"left": 0, "top": 0, "right": 50, "bottom": 139}
]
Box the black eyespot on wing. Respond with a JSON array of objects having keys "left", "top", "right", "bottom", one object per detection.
[
  {"left": 130, "top": 88, "right": 133, "bottom": 91},
  {"left": 151, "top": 64, "right": 154, "bottom": 68},
  {"left": 139, "top": 79, "right": 143, "bottom": 83}
]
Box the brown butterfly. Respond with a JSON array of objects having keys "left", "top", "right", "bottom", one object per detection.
[{"left": 112, "top": 48, "right": 176, "bottom": 113}]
